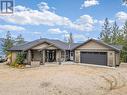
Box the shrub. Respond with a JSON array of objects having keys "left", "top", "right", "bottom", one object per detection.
[
  {"left": 10, "top": 52, "right": 25, "bottom": 69},
  {"left": 16, "top": 52, "right": 26, "bottom": 65}
]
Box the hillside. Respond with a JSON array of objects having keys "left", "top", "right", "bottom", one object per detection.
[{"left": 0, "top": 38, "right": 4, "bottom": 55}]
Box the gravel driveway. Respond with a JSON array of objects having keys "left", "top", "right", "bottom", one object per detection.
[{"left": 0, "top": 63, "right": 127, "bottom": 95}]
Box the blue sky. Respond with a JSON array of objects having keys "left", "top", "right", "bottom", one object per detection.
[{"left": 0, "top": 0, "right": 127, "bottom": 42}]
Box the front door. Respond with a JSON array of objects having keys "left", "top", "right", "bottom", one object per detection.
[{"left": 46, "top": 50, "right": 56, "bottom": 62}]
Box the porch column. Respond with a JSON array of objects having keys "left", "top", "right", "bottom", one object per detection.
[
  {"left": 64, "top": 50, "right": 66, "bottom": 62},
  {"left": 42, "top": 50, "right": 45, "bottom": 65},
  {"left": 28, "top": 50, "right": 31, "bottom": 65},
  {"left": 56, "top": 50, "right": 61, "bottom": 62}
]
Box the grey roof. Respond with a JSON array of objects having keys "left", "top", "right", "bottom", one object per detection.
[
  {"left": 110, "top": 45, "right": 123, "bottom": 50},
  {"left": 69, "top": 43, "right": 82, "bottom": 50},
  {"left": 9, "top": 38, "right": 69, "bottom": 51},
  {"left": 73, "top": 39, "right": 122, "bottom": 52},
  {"left": 8, "top": 38, "right": 122, "bottom": 52}
]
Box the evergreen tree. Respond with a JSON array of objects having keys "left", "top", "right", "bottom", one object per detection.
[
  {"left": 123, "top": 21, "right": 127, "bottom": 41},
  {"left": 121, "top": 20, "right": 127, "bottom": 62},
  {"left": 2, "top": 31, "right": 13, "bottom": 55},
  {"left": 111, "top": 21, "right": 119, "bottom": 44},
  {"left": 68, "top": 33, "right": 74, "bottom": 44},
  {"left": 15, "top": 34, "right": 25, "bottom": 45},
  {"left": 123, "top": 0, "right": 127, "bottom": 4},
  {"left": 100, "top": 18, "right": 111, "bottom": 43}
]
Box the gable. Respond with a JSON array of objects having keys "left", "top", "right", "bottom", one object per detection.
[
  {"left": 77, "top": 41, "right": 111, "bottom": 50},
  {"left": 32, "top": 42, "right": 58, "bottom": 50}
]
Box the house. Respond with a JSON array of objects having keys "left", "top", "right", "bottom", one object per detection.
[{"left": 8, "top": 38, "right": 122, "bottom": 67}]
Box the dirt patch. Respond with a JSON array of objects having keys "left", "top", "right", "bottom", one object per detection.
[{"left": 0, "top": 63, "right": 127, "bottom": 95}]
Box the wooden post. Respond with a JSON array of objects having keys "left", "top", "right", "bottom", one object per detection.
[
  {"left": 42, "top": 50, "right": 45, "bottom": 65},
  {"left": 64, "top": 50, "right": 66, "bottom": 62},
  {"left": 28, "top": 50, "right": 31, "bottom": 65}
]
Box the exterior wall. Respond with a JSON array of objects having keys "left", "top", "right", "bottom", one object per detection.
[
  {"left": 31, "top": 49, "right": 62, "bottom": 63},
  {"left": 46, "top": 46, "right": 57, "bottom": 50},
  {"left": 11, "top": 51, "right": 17, "bottom": 63},
  {"left": 56, "top": 50, "right": 61, "bottom": 62},
  {"left": 75, "top": 50, "right": 80, "bottom": 63},
  {"left": 75, "top": 49, "right": 117, "bottom": 66},
  {"left": 107, "top": 51, "right": 115, "bottom": 66},
  {"left": 32, "top": 42, "right": 58, "bottom": 50},
  {"left": 32, "top": 43, "right": 49, "bottom": 50},
  {"left": 32, "top": 51, "right": 41, "bottom": 61},
  {"left": 77, "top": 41, "right": 110, "bottom": 50},
  {"left": 74, "top": 41, "right": 119, "bottom": 67},
  {"left": 115, "top": 52, "right": 120, "bottom": 66}
]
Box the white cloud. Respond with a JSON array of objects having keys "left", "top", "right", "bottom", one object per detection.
[
  {"left": 0, "top": 25, "right": 25, "bottom": 32},
  {"left": 33, "top": 32, "right": 42, "bottom": 35},
  {"left": 37, "top": 2, "right": 50, "bottom": 11},
  {"left": 0, "top": 5, "right": 72, "bottom": 26},
  {"left": 81, "top": 0, "right": 99, "bottom": 8},
  {"left": 0, "top": 4, "right": 95, "bottom": 32},
  {"left": 116, "top": 11, "right": 127, "bottom": 23},
  {"left": 48, "top": 28, "right": 68, "bottom": 34},
  {"left": 72, "top": 15, "right": 94, "bottom": 31},
  {"left": 96, "top": 19, "right": 114, "bottom": 25},
  {"left": 73, "top": 34, "right": 88, "bottom": 41}
]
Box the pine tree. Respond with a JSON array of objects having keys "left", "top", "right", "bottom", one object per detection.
[
  {"left": 111, "top": 21, "right": 119, "bottom": 44},
  {"left": 15, "top": 34, "right": 25, "bottom": 45},
  {"left": 123, "top": 21, "right": 127, "bottom": 41},
  {"left": 68, "top": 33, "right": 74, "bottom": 44},
  {"left": 123, "top": 0, "right": 127, "bottom": 4},
  {"left": 100, "top": 18, "right": 111, "bottom": 44},
  {"left": 122, "top": 20, "right": 127, "bottom": 62},
  {"left": 2, "top": 31, "right": 13, "bottom": 55}
]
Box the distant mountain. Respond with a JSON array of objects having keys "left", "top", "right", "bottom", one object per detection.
[
  {"left": 0, "top": 38, "right": 4, "bottom": 56},
  {"left": 0, "top": 38, "right": 4, "bottom": 50}
]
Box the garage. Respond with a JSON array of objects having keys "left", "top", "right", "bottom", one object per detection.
[{"left": 80, "top": 52, "right": 107, "bottom": 66}]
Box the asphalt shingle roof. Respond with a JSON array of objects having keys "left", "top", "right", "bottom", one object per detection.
[
  {"left": 8, "top": 38, "right": 122, "bottom": 52},
  {"left": 9, "top": 38, "right": 69, "bottom": 51}
]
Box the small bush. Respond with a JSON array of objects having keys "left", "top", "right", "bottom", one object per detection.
[
  {"left": 10, "top": 52, "right": 26, "bottom": 69},
  {"left": 16, "top": 52, "right": 25, "bottom": 65}
]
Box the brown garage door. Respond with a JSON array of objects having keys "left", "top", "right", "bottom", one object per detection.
[{"left": 80, "top": 52, "right": 107, "bottom": 66}]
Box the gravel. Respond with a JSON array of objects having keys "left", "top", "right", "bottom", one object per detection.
[{"left": 0, "top": 63, "right": 127, "bottom": 95}]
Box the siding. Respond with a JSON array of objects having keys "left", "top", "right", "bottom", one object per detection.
[
  {"left": 74, "top": 41, "right": 118, "bottom": 67},
  {"left": 11, "top": 52, "right": 17, "bottom": 63},
  {"left": 32, "top": 43, "right": 49, "bottom": 50}
]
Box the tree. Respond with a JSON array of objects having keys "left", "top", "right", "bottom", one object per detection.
[
  {"left": 123, "top": 21, "right": 127, "bottom": 41},
  {"left": 2, "top": 31, "right": 13, "bottom": 55},
  {"left": 16, "top": 52, "right": 26, "bottom": 65},
  {"left": 15, "top": 34, "right": 25, "bottom": 45},
  {"left": 121, "top": 20, "right": 127, "bottom": 62},
  {"left": 110, "top": 21, "right": 120, "bottom": 44},
  {"left": 100, "top": 18, "right": 111, "bottom": 43},
  {"left": 123, "top": 0, "right": 127, "bottom": 4},
  {"left": 68, "top": 32, "right": 74, "bottom": 44}
]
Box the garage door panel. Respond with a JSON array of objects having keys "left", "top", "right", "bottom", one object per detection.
[{"left": 80, "top": 52, "right": 107, "bottom": 66}]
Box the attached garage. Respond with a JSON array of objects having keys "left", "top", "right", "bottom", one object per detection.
[
  {"left": 74, "top": 39, "right": 121, "bottom": 67},
  {"left": 80, "top": 52, "right": 107, "bottom": 66}
]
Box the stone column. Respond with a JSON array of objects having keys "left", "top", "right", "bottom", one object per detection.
[
  {"left": 28, "top": 50, "right": 31, "bottom": 65},
  {"left": 56, "top": 50, "right": 61, "bottom": 62},
  {"left": 64, "top": 50, "right": 66, "bottom": 62},
  {"left": 42, "top": 50, "right": 45, "bottom": 65},
  {"left": 40, "top": 51, "right": 43, "bottom": 65}
]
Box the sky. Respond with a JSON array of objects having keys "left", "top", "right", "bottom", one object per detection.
[{"left": 0, "top": 0, "right": 127, "bottom": 42}]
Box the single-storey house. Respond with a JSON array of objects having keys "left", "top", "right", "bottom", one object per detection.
[{"left": 8, "top": 38, "right": 122, "bottom": 67}]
